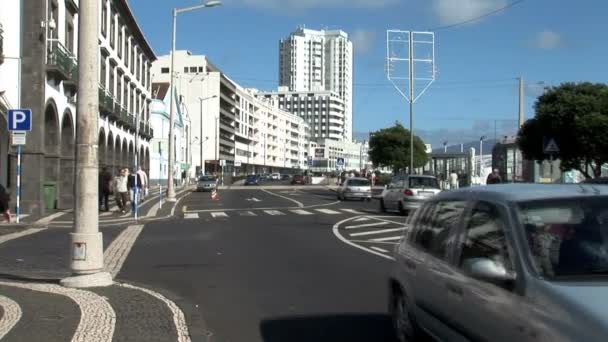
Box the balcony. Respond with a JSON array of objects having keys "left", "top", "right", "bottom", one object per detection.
[
  {"left": 47, "top": 40, "right": 77, "bottom": 82},
  {"left": 98, "top": 87, "right": 114, "bottom": 116}
]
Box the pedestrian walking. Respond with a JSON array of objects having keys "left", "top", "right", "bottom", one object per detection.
[
  {"left": 486, "top": 168, "right": 502, "bottom": 185},
  {"left": 136, "top": 166, "right": 148, "bottom": 201},
  {"left": 181, "top": 170, "right": 187, "bottom": 186},
  {"left": 99, "top": 166, "right": 113, "bottom": 211},
  {"left": 114, "top": 168, "right": 129, "bottom": 213},
  {"left": 128, "top": 168, "right": 143, "bottom": 208},
  {"left": 0, "top": 183, "right": 11, "bottom": 223},
  {"left": 449, "top": 170, "right": 459, "bottom": 190}
]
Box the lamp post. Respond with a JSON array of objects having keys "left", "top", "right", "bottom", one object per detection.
[
  {"left": 479, "top": 135, "right": 486, "bottom": 177},
  {"left": 199, "top": 95, "right": 217, "bottom": 176},
  {"left": 166, "top": 0, "right": 221, "bottom": 202}
]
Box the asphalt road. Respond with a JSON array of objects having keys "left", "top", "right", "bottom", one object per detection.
[{"left": 120, "top": 188, "right": 404, "bottom": 342}]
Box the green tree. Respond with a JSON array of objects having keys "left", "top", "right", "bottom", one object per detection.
[
  {"left": 368, "top": 123, "right": 427, "bottom": 173},
  {"left": 517, "top": 82, "right": 608, "bottom": 179}
]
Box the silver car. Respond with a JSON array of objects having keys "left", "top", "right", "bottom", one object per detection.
[
  {"left": 196, "top": 176, "right": 217, "bottom": 192},
  {"left": 390, "top": 184, "right": 608, "bottom": 342},
  {"left": 337, "top": 177, "right": 372, "bottom": 201},
  {"left": 380, "top": 175, "right": 441, "bottom": 215}
]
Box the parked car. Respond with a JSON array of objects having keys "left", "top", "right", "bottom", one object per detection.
[
  {"left": 281, "top": 174, "right": 291, "bottom": 180},
  {"left": 380, "top": 175, "right": 441, "bottom": 215},
  {"left": 337, "top": 177, "right": 372, "bottom": 201},
  {"left": 390, "top": 184, "right": 608, "bottom": 342},
  {"left": 291, "top": 175, "right": 306, "bottom": 185},
  {"left": 244, "top": 175, "right": 259, "bottom": 186},
  {"left": 270, "top": 173, "right": 281, "bottom": 180},
  {"left": 196, "top": 176, "right": 217, "bottom": 192}
]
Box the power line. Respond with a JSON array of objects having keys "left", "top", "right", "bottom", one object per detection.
[{"left": 429, "top": 0, "right": 526, "bottom": 31}]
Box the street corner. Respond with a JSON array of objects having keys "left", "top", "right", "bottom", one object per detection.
[{"left": 332, "top": 215, "right": 409, "bottom": 260}]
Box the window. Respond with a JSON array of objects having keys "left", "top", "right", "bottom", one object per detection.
[
  {"left": 198, "top": 66, "right": 204, "bottom": 72},
  {"left": 123, "top": 33, "right": 129, "bottom": 63},
  {"left": 459, "top": 202, "right": 512, "bottom": 272},
  {"left": 65, "top": 11, "right": 75, "bottom": 52},
  {"left": 109, "top": 9, "right": 115, "bottom": 47},
  {"left": 161, "top": 67, "right": 170, "bottom": 74},
  {"left": 101, "top": 2, "right": 107, "bottom": 37},
  {"left": 190, "top": 67, "right": 197, "bottom": 73},
  {"left": 108, "top": 65, "right": 115, "bottom": 96},
  {"left": 100, "top": 55, "right": 107, "bottom": 89},
  {"left": 411, "top": 200, "right": 467, "bottom": 258},
  {"left": 184, "top": 67, "right": 188, "bottom": 73},
  {"left": 117, "top": 22, "right": 123, "bottom": 57},
  {"left": 117, "top": 74, "right": 123, "bottom": 104}
]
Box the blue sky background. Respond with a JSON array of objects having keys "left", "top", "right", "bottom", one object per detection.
[{"left": 128, "top": 0, "right": 608, "bottom": 147}]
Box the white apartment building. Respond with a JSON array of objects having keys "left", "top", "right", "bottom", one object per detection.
[
  {"left": 279, "top": 28, "right": 353, "bottom": 141},
  {"left": 309, "top": 138, "right": 371, "bottom": 173},
  {"left": 256, "top": 87, "right": 345, "bottom": 141},
  {"left": 0, "top": 0, "right": 155, "bottom": 216},
  {"left": 152, "top": 51, "right": 310, "bottom": 178}
]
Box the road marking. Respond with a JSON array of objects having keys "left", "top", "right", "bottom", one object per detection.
[
  {"left": 371, "top": 246, "right": 390, "bottom": 253},
  {"left": 354, "top": 217, "right": 370, "bottom": 222},
  {"left": 99, "top": 211, "right": 112, "bottom": 217},
  {"left": 246, "top": 197, "right": 262, "bottom": 202},
  {"left": 332, "top": 217, "right": 395, "bottom": 261},
  {"left": 264, "top": 210, "right": 285, "bottom": 216},
  {"left": 211, "top": 212, "right": 228, "bottom": 218},
  {"left": 0, "top": 281, "right": 116, "bottom": 342},
  {"left": 182, "top": 205, "right": 188, "bottom": 213},
  {"left": 290, "top": 209, "right": 313, "bottom": 215},
  {"left": 341, "top": 208, "right": 365, "bottom": 214},
  {"left": 350, "top": 228, "right": 406, "bottom": 237},
  {"left": 315, "top": 208, "right": 341, "bottom": 215},
  {"left": 350, "top": 239, "right": 399, "bottom": 245},
  {"left": 261, "top": 189, "right": 304, "bottom": 208},
  {"left": 345, "top": 221, "right": 389, "bottom": 229},
  {"left": 0, "top": 294, "right": 22, "bottom": 339},
  {"left": 0, "top": 228, "right": 45, "bottom": 245},
  {"left": 371, "top": 236, "right": 402, "bottom": 242},
  {"left": 239, "top": 211, "right": 257, "bottom": 216},
  {"left": 104, "top": 224, "right": 144, "bottom": 277},
  {"left": 184, "top": 213, "right": 199, "bottom": 219}
]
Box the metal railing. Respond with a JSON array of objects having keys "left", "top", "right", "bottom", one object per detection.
[{"left": 47, "top": 40, "right": 77, "bottom": 79}]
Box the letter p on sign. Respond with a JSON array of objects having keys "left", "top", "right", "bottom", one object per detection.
[{"left": 8, "top": 109, "right": 32, "bottom": 131}]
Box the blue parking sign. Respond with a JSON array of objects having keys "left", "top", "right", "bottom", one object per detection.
[{"left": 8, "top": 109, "right": 32, "bottom": 131}]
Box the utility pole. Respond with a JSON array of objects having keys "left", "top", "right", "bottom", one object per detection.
[
  {"left": 165, "top": 8, "right": 178, "bottom": 202},
  {"left": 408, "top": 31, "right": 414, "bottom": 174},
  {"left": 199, "top": 97, "right": 204, "bottom": 176},
  {"left": 61, "top": 0, "right": 112, "bottom": 288}
]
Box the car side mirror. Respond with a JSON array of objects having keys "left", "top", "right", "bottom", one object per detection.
[{"left": 463, "top": 258, "right": 516, "bottom": 286}]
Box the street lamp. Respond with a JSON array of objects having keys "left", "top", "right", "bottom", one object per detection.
[
  {"left": 479, "top": 135, "right": 486, "bottom": 178},
  {"left": 166, "top": 0, "right": 222, "bottom": 202},
  {"left": 199, "top": 95, "right": 217, "bottom": 176}
]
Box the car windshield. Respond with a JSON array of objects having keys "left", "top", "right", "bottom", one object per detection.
[
  {"left": 409, "top": 177, "right": 439, "bottom": 189},
  {"left": 199, "top": 176, "right": 216, "bottom": 182},
  {"left": 347, "top": 179, "right": 370, "bottom": 186},
  {"left": 519, "top": 197, "right": 608, "bottom": 279}
]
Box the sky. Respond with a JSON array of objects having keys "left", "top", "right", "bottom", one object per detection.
[{"left": 128, "top": 0, "right": 608, "bottom": 147}]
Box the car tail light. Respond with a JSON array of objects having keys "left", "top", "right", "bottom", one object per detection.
[{"left": 404, "top": 189, "right": 414, "bottom": 196}]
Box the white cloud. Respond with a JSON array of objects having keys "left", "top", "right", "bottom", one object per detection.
[
  {"left": 351, "top": 29, "right": 376, "bottom": 54},
  {"left": 530, "top": 30, "right": 563, "bottom": 50},
  {"left": 432, "top": 0, "right": 507, "bottom": 25},
  {"left": 235, "top": 0, "right": 399, "bottom": 11}
]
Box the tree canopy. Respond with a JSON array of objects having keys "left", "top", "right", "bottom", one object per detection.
[
  {"left": 517, "top": 82, "right": 608, "bottom": 178},
  {"left": 368, "top": 123, "right": 427, "bottom": 173}
]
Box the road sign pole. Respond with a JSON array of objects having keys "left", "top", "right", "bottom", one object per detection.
[{"left": 16, "top": 145, "right": 21, "bottom": 224}]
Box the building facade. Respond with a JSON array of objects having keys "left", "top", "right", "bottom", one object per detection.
[
  {"left": 278, "top": 28, "right": 353, "bottom": 141},
  {"left": 308, "top": 138, "right": 370, "bottom": 173},
  {"left": 256, "top": 87, "right": 345, "bottom": 141},
  {"left": 0, "top": 0, "right": 155, "bottom": 217}
]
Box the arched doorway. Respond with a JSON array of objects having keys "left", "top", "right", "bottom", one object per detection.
[
  {"left": 59, "top": 111, "right": 75, "bottom": 209},
  {"left": 115, "top": 135, "right": 122, "bottom": 174},
  {"left": 43, "top": 101, "right": 60, "bottom": 210},
  {"left": 128, "top": 141, "right": 134, "bottom": 172},
  {"left": 122, "top": 138, "right": 128, "bottom": 170},
  {"left": 145, "top": 147, "right": 150, "bottom": 177},
  {"left": 99, "top": 129, "right": 107, "bottom": 168},
  {"left": 107, "top": 131, "right": 115, "bottom": 174}
]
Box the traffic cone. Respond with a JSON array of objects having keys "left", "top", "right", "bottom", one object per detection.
[{"left": 211, "top": 189, "right": 218, "bottom": 201}]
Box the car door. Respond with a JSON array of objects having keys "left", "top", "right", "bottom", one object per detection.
[
  {"left": 446, "top": 200, "right": 538, "bottom": 342},
  {"left": 408, "top": 199, "right": 469, "bottom": 341}
]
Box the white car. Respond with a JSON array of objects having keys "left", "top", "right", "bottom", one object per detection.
[
  {"left": 270, "top": 173, "right": 281, "bottom": 180},
  {"left": 337, "top": 177, "right": 372, "bottom": 201}
]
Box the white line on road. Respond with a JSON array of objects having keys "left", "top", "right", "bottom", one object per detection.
[
  {"left": 350, "top": 239, "right": 399, "bottom": 245},
  {"left": 354, "top": 217, "right": 371, "bottom": 222},
  {"left": 104, "top": 224, "right": 144, "bottom": 277},
  {"left": 99, "top": 211, "right": 112, "bottom": 217},
  {"left": 239, "top": 211, "right": 257, "bottom": 216},
  {"left": 184, "top": 213, "right": 199, "bottom": 219},
  {"left": 332, "top": 217, "right": 395, "bottom": 261},
  {"left": 371, "top": 236, "right": 403, "bottom": 242},
  {"left": 211, "top": 212, "right": 229, "bottom": 218},
  {"left": 345, "top": 221, "right": 389, "bottom": 229},
  {"left": 264, "top": 210, "right": 285, "bottom": 216},
  {"left": 315, "top": 208, "right": 341, "bottom": 215},
  {"left": 290, "top": 209, "right": 313, "bottom": 215},
  {"left": 371, "top": 246, "right": 390, "bottom": 253},
  {"left": 0, "top": 294, "right": 22, "bottom": 339},
  {"left": 350, "top": 228, "right": 406, "bottom": 237},
  {"left": 0, "top": 228, "right": 46, "bottom": 245},
  {"left": 261, "top": 189, "right": 304, "bottom": 208},
  {"left": 341, "top": 209, "right": 365, "bottom": 214}
]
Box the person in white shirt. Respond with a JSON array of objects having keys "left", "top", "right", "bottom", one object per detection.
[
  {"left": 137, "top": 167, "right": 148, "bottom": 201},
  {"left": 449, "top": 170, "right": 459, "bottom": 190},
  {"left": 114, "top": 168, "right": 129, "bottom": 213}
]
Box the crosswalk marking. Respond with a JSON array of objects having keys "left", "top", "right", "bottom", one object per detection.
[
  {"left": 264, "top": 210, "right": 285, "bottom": 216},
  {"left": 184, "top": 213, "right": 199, "bottom": 219},
  {"left": 211, "top": 212, "right": 228, "bottom": 218},
  {"left": 290, "top": 209, "right": 314, "bottom": 215},
  {"left": 345, "top": 222, "right": 389, "bottom": 229},
  {"left": 371, "top": 246, "right": 390, "bottom": 253},
  {"left": 341, "top": 209, "right": 365, "bottom": 214},
  {"left": 350, "top": 228, "right": 406, "bottom": 237},
  {"left": 315, "top": 208, "right": 341, "bottom": 215},
  {"left": 239, "top": 211, "right": 257, "bottom": 216},
  {"left": 371, "top": 236, "right": 402, "bottom": 242}
]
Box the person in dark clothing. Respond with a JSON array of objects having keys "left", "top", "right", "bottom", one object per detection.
[
  {"left": 0, "top": 184, "right": 11, "bottom": 223},
  {"left": 486, "top": 168, "right": 502, "bottom": 184},
  {"left": 99, "top": 167, "right": 113, "bottom": 212},
  {"left": 127, "top": 169, "right": 143, "bottom": 209}
]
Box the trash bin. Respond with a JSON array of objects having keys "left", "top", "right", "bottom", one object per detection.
[{"left": 43, "top": 182, "right": 57, "bottom": 210}]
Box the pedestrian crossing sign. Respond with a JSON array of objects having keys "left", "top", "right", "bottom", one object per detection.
[{"left": 543, "top": 138, "right": 560, "bottom": 154}]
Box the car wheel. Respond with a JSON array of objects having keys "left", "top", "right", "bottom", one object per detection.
[
  {"left": 380, "top": 199, "right": 387, "bottom": 213},
  {"left": 398, "top": 202, "right": 407, "bottom": 216},
  {"left": 390, "top": 287, "right": 421, "bottom": 342}
]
